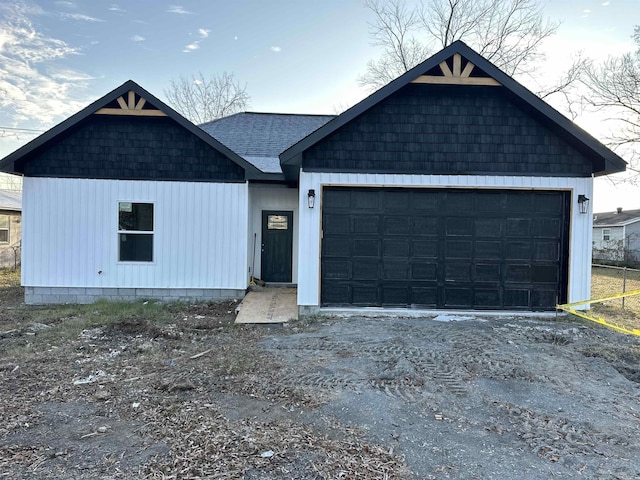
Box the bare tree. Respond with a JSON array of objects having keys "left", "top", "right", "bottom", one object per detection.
[
  {"left": 164, "top": 72, "right": 250, "bottom": 124},
  {"left": 582, "top": 27, "right": 640, "bottom": 171},
  {"left": 360, "top": 0, "right": 560, "bottom": 90}
]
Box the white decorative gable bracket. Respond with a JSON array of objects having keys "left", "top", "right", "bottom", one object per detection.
[
  {"left": 95, "top": 90, "right": 167, "bottom": 116},
  {"left": 411, "top": 53, "right": 501, "bottom": 86}
]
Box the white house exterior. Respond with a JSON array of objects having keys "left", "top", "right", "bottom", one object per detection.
[
  {"left": 0, "top": 41, "right": 627, "bottom": 312},
  {"left": 593, "top": 208, "right": 640, "bottom": 264}
]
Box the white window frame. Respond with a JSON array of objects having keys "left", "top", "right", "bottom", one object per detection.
[
  {"left": 117, "top": 202, "right": 154, "bottom": 263},
  {"left": 0, "top": 215, "right": 8, "bottom": 244},
  {"left": 602, "top": 228, "right": 611, "bottom": 242}
]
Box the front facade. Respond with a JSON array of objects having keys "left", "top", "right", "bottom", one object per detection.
[{"left": 0, "top": 42, "right": 626, "bottom": 311}]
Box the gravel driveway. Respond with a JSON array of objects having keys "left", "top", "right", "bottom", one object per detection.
[{"left": 259, "top": 315, "right": 640, "bottom": 479}]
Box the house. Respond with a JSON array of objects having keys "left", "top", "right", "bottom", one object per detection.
[
  {"left": 0, "top": 41, "right": 627, "bottom": 311},
  {"left": 0, "top": 189, "right": 22, "bottom": 269},
  {"left": 593, "top": 208, "right": 640, "bottom": 265}
]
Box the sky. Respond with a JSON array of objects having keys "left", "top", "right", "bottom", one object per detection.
[{"left": 0, "top": 0, "right": 637, "bottom": 212}]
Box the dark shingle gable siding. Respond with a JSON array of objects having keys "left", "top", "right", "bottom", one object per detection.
[
  {"left": 302, "top": 85, "right": 593, "bottom": 177},
  {"left": 21, "top": 116, "right": 244, "bottom": 182}
]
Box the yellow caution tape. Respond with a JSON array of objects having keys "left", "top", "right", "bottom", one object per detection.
[{"left": 556, "top": 289, "right": 640, "bottom": 337}]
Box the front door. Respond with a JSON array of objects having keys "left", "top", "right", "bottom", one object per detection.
[{"left": 261, "top": 211, "right": 293, "bottom": 283}]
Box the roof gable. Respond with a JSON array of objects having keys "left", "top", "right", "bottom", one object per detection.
[
  {"left": 280, "top": 41, "right": 627, "bottom": 180},
  {"left": 0, "top": 80, "right": 264, "bottom": 180}
]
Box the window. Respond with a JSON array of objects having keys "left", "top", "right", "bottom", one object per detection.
[
  {"left": 0, "top": 215, "right": 8, "bottom": 243},
  {"left": 118, "top": 202, "right": 153, "bottom": 262},
  {"left": 267, "top": 215, "right": 288, "bottom": 230},
  {"left": 602, "top": 228, "right": 611, "bottom": 242}
]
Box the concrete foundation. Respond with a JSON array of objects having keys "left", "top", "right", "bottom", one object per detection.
[{"left": 24, "top": 286, "right": 246, "bottom": 305}]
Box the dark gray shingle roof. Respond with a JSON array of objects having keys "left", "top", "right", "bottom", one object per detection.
[
  {"left": 593, "top": 208, "right": 640, "bottom": 226},
  {"left": 200, "top": 112, "right": 334, "bottom": 174}
]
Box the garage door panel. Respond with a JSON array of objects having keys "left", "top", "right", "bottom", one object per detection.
[
  {"left": 353, "top": 190, "right": 380, "bottom": 210},
  {"left": 532, "top": 265, "right": 558, "bottom": 283},
  {"left": 476, "top": 218, "right": 503, "bottom": 237},
  {"left": 413, "top": 240, "right": 438, "bottom": 257},
  {"left": 323, "top": 214, "right": 351, "bottom": 234},
  {"left": 383, "top": 261, "right": 409, "bottom": 279},
  {"left": 354, "top": 238, "right": 380, "bottom": 257},
  {"left": 476, "top": 241, "right": 501, "bottom": 259},
  {"left": 445, "top": 240, "right": 472, "bottom": 259},
  {"left": 532, "top": 289, "right": 557, "bottom": 308},
  {"left": 474, "top": 264, "right": 501, "bottom": 282},
  {"left": 475, "top": 192, "right": 504, "bottom": 212},
  {"left": 534, "top": 194, "right": 563, "bottom": 212},
  {"left": 446, "top": 218, "right": 474, "bottom": 236},
  {"left": 384, "top": 239, "right": 410, "bottom": 257},
  {"left": 384, "top": 216, "right": 411, "bottom": 235},
  {"left": 413, "top": 217, "right": 438, "bottom": 235},
  {"left": 322, "top": 237, "right": 351, "bottom": 257},
  {"left": 445, "top": 263, "right": 471, "bottom": 282},
  {"left": 321, "top": 187, "right": 568, "bottom": 310},
  {"left": 506, "top": 218, "right": 530, "bottom": 236},
  {"left": 322, "top": 283, "right": 352, "bottom": 304},
  {"left": 412, "top": 262, "right": 437, "bottom": 280},
  {"left": 382, "top": 286, "right": 410, "bottom": 306},
  {"left": 534, "top": 242, "right": 559, "bottom": 261},
  {"left": 505, "top": 241, "right": 531, "bottom": 260},
  {"left": 353, "top": 286, "right": 379, "bottom": 305},
  {"left": 504, "top": 289, "right": 530, "bottom": 308},
  {"left": 353, "top": 260, "right": 379, "bottom": 280},
  {"left": 324, "top": 189, "right": 351, "bottom": 209},
  {"left": 383, "top": 190, "right": 410, "bottom": 210},
  {"left": 353, "top": 215, "right": 379, "bottom": 233},
  {"left": 411, "top": 287, "right": 438, "bottom": 306},
  {"left": 413, "top": 191, "right": 439, "bottom": 210},
  {"left": 506, "top": 194, "right": 533, "bottom": 212},
  {"left": 323, "top": 260, "right": 351, "bottom": 279},
  {"left": 474, "top": 289, "right": 501, "bottom": 308},
  {"left": 444, "top": 288, "right": 473, "bottom": 307},
  {"left": 532, "top": 218, "right": 560, "bottom": 237},
  {"left": 505, "top": 264, "right": 531, "bottom": 283}
]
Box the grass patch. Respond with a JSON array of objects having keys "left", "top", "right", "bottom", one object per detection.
[
  {"left": 0, "top": 268, "right": 20, "bottom": 287},
  {"left": 3, "top": 300, "right": 174, "bottom": 354}
]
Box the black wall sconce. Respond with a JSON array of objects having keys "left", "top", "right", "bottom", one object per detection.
[
  {"left": 307, "top": 189, "right": 316, "bottom": 209},
  {"left": 578, "top": 194, "right": 589, "bottom": 214}
]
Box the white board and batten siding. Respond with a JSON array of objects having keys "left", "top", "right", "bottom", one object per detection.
[
  {"left": 297, "top": 172, "right": 593, "bottom": 308},
  {"left": 22, "top": 177, "right": 248, "bottom": 290}
]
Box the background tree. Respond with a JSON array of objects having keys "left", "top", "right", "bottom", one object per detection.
[
  {"left": 360, "top": 0, "right": 559, "bottom": 90},
  {"left": 164, "top": 72, "right": 250, "bottom": 124},
  {"left": 582, "top": 26, "right": 640, "bottom": 175}
]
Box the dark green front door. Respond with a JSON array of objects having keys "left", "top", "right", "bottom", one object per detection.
[{"left": 261, "top": 211, "right": 293, "bottom": 283}]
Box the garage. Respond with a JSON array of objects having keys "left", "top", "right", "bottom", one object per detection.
[{"left": 321, "top": 187, "right": 570, "bottom": 310}]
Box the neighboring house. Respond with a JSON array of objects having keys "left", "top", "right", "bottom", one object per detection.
[
  {"left": 0, "top": 190, "right": 22, "bottom": 269},
  {"left": 593, "top": 208, "right": 640, "bottom": 265},
  {"left": 0, "top": 41, "right": 627, "bottom": 311}
]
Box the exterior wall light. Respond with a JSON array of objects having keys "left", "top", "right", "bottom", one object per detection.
[
  {"left": 307, "top": 189, "right": 316, "bottom": 209},
  {"left": 578, "top": 194, "right": 589, "bottom": 214}
]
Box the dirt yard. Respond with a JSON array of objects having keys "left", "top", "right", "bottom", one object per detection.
[{"left": 2, "top": 274, "right": 640, "bottom": 479}]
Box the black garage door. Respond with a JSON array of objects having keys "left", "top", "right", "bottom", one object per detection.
[{"left": 321, "top": 187, "right": 570, "bottom": 310}]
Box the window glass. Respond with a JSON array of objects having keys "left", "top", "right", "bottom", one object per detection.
[
  {"left": 267, "top": 215, "right": 288, "bottom": 230},
  {"left": 602, "top": 229, "right": 610, "bottom": 241},
  {"left": 119, "top": 234, "right": 153, "bottom": 262},
  {"left": 119, "top": 202, "right": 153, "bottom": 231},
  {"left": 118, "top": 203, "right": 153, "bottom": 261},
  {"left": 0, "top": 215, "right": 8, "bottom": 243}
]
